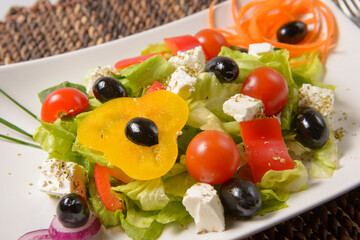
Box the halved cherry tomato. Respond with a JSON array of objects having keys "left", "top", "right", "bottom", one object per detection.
[
  {"left": 195, "top": 28, "right": 229, "bottom": 60},
  {"left": 164, "top": 35, "right": 202, "bottom": 55},
  {"left": 114, "top": 52, "right": 167, "bottom": 70},
  {"left": 241, "top": 66, "right": 288, "bottom": 116},
  {"left": 240, "top": 118, "right": 294, "bottom": 183},
  {"left": 146, "top": 81, "right": 165, "bottom": 94},
  {"left": 41, "top": 88, "right": 89, "bottom": 123},
  {"left": 94, "top": 164, "right": 124, "bottom": 211},
  {"left": 185, "top": 130, "right": 240, "bottom": 185}
]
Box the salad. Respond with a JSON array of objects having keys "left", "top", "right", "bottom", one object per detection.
[{"left": 1, "top": 0, "right": 342, "bottom": 240}]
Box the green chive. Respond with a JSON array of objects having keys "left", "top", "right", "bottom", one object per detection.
[
  {"left": 0, "top": 134, "right": 41, "bottom": 149},
  {"left": 0, "top": 117, "right": 33, "bottom": 138},
  {"left": 0, "top": 88, "right": 38, "bottom": 120}
]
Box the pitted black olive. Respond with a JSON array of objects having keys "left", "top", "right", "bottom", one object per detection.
[
  {"left": 219, "top": 178, "right": 262, "bottom": 218},
  {"left": 277, "top": 21, "right": 307, "bottom": 44},
  {"left": 93, "top": 76, "right": 127, "bottom": 102},
  {"left": 204, "top": 56, "right": 239, "bottom": 83},
  {"left": 295, "top": 108, "right": 330, "bottom": 149},
  {"left": 57, "top": 193, "right": 90, "bottom": 228},
  {"left": 125, "top": 117, "right": 159, "bottom": 147}
]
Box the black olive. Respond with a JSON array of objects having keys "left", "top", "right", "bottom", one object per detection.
[
  {"left": 277, "top": 21, "right": 307, "bottom": 44},
  {"left": 204, "top": 56, "right": 239, "bottom": 83},
  {"left": 219, "top": 178, "right": 262, "bottom": 218},
  {"left": 125, "top": 117, "right": 158, "bottom": 147},
  {"left": 93, "top": 76, "right": 127, "bottom": 102},
  {"left": 56, "top": 193, "right": 90, "bottom": 228},
  {"left": 295, "top": 108, "right": 330, "bottom": 149},
  {"left": 237, "top": 48, "right": 248, "bottom": 53}
]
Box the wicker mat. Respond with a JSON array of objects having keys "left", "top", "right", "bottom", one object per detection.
[{"left": 1, "top": 0, "right": 360, "bottom": 239}]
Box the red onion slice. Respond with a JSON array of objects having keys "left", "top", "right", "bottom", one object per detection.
[
  {"left": 49, "top": 212, "right": 101, "bottom": 240},
  {"left": 18, "top": 229, "right": 51, "bottom": 240}
]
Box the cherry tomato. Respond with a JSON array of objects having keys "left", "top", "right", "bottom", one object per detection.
[
  {"left": 241, "top": 66, "right": 288, "bottom": 116},
  {"left": 41, "top": 88, "right": 89, "bottom": 123},
  {"left": 185, "top": 130, "right": 240, "bottom": 185},
  {"left": 195, "top": 29, "right": 229, "bottom": 60}
]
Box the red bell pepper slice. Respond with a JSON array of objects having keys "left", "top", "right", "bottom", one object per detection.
[
  {"left": 164, "top": 35, "right": 202, "bottom": 55},
  {"left": 240, "top": 118, "right": 294, "bottom": 183},
  {"left": 94, "top": 163, "right": 124, "bottom": 211},
  {"left": 146, "top": 81, "right": 166, "bottom": 94},
  {"left": 114, "top": 52, "right": 166, "bottom": 70},
  {"left": 108, "top": 166, "right": 133, "bottom": 183}
]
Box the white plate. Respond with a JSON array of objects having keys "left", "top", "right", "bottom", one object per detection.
[{"left": 1, "top": 0, "right": 360, "bottom": 239}]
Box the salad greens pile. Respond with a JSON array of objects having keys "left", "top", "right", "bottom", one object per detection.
[{"left": 31, "top": 44, "right": 338, "bottom": 240}]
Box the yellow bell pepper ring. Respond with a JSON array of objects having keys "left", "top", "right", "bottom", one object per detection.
[{"left": 77, "top": 90, "right": 189, "bottom": 180}]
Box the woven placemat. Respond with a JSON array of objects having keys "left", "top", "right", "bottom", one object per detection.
[{"left": 1, "top": 0, "right": 360, "bottom": 239}]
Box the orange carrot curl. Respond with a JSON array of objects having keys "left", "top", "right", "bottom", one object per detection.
[{"left": 209, "top": 0, "right": 337, "bottom": 63}]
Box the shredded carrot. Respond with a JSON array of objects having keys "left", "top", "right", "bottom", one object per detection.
[{"left": 209, "top": 0, "right": 337, "bottom": 63}]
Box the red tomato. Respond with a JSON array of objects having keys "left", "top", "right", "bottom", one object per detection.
[
  {"left": 146, "top": 81, "right": 165, "bottom": 94},
  {"left": 240, "top": 118, "right": 294, "bottom": 183},
  {"left": 164, "top": 35, "right": 201, "bottom": 55},
  {"left": 195, "top": 28, "right": 229, "bottom": 60},
  {"left": 94, "top": 164, "right": 124, "bottom": 211},
  {"left": 41, "top": 88, "right": 89, "bottom": 123},
  {"left": 114, "top": 52, "right": 167, "bottom": 70},
  {"left": 241, "top": 66, "right": 288, "bottom": 116},
  {"left": 185, "top": 130, "right": 240, "bottom": 185}
]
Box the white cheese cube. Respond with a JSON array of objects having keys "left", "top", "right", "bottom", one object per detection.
[
  {"left": 86, "top": 65, "right": 116, "bottom": 97},
  {"left": 37, "top": 159, "right": 87, "bottom": 198},
  {"left": 223, "top": 94, "right": 264, "bottom": 122},
  {"left": 166, "top": 66, "right": 197, "bottom": 99},
  {"left": 168, "top": 46, "right": 206, "bottom": 75},
  {"left": 182, "top": 183, "right": 225, "bottom": 233},
  {"left": 299, "top": 84, "right": 334, "bottom": 116},
  {"left": 248, "top": 43, "right": 274, "bottom": 57}
]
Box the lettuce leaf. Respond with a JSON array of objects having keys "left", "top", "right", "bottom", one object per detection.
[
  {"left": 155, "top": 201, "right": 192, "bottom": 224},
  {"left": 115, "top": 54, "right": 175, "bottom": 97},
  {"left": 185, "top": 72, "right": 242, "bottom": 136},
  {"left": 309, "top": 131, "right": 338, "bottom": 178},
  {"left": 255, "top": 160, "right": 308, "bottom": 215},
  {"left": 119, "top": 211, "right": 164, "bottom": 240},
  {"left": 87, "top": 178, "right": 122, "bottom": 228},
  {"left": 33, "top": 118, "right": 85, "bottom": 166},
  {"left": 124, "top": 196, "right": 159, "bottom": 228},
  {"left": 257, "top": 160, "right": 308, "bottom": 193},
  {"left": 112, "top": 178, "right": 169, "bottom": 211}
]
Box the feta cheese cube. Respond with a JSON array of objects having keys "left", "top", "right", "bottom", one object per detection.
[
  {"left": 182, "top": 183, "right": 225, "bottom": 233},
  {"left": 168, "top": 46, "right": 206, "bottom": 75},
  {"left": 223, "top": 94, "right": 264, "bottom": 122},
  {"left": 86, "top": 65, "right": 116, "bottom": 97},
  {"left": 166, "top": 66, "right": 197, "bottom": 99},
  {"left": 248, "top": 43, "right": 274, "bottom": 57},
  {"left": 298, "top": 84, "right": 334, "bottom": 116},
  {"left": 37, "top": 159, "right": 87, "bottom": 198}
]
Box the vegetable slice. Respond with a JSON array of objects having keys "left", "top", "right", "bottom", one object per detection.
[
  {"left": 49, "top": 212, "right": 101, "bottom": 240},
  {"left": 240, "top": 118, "right": 294, "bottom": 182},
  {"left": 94, "top": 164, "right": 124, "bottom": 212},
  {"left": 164, "top": 35, "right": 202, "bottom": 55},
  {"left": 18, "top": 229, "right": 51, "bottom": 240}
]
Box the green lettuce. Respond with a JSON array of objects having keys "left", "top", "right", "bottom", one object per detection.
[
  {"left": 115, "top": 54, "right": 175, "bottom": 97},
  {"left": 88, "top": 178, "right": 123, "bottom": 228},
  {"left": 119, "top": 211, "right": 164, "bottom": 240},
  {"left": 256, "top": 160, "right": 308, "bottom": 214},
  {"left": 33, "top": 118, "right": 85, "bottom": 166},
  {"left": 309, "top": 131, "right": 338, "bottom": 178},
  {"left": 112, "top": 178, "right": 169, "bottom": 211},
  {"left": 185, "top": 72, "right": 242, "bottom": 136}
]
